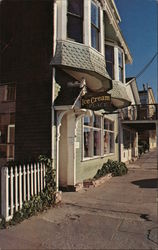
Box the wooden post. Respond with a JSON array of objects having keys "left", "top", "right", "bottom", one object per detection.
[
  {"left": 37, "top": 163, "right": 40, "bottom": 193},
  {"left": 15, "top": 166, "right": 18, "bottom": 211},
  {"left": 34, "top": 163, "right": 37, "bottom": 195},
  {"left": 40, "top": 163, "right": 43, "bottom": 191},
  {"left": 30, "top": 164, "right": 33, "bottom": 196},
  {"left": 1, "top": 167, "right": 9, "bottom": 220},
  {"left": 19, "top": 166, "right": 22, "bottom": 209},
  {"left": 23, "top": 165, "right": 26, "bottom": 201},
  {"left": 10, "top": 167, "right": 13, "bottom": 216},
  {"left": 27, "top": 164, "right": 30, "bottom": 200}
]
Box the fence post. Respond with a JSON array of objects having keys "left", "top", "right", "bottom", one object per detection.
[{"left": 1, "top": 167, "right": 9, "bottom": 221}]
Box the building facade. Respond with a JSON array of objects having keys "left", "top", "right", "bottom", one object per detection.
[
  {"left": 138, "top": 84, "right": 157, "bottom": 149},
  {"left": 0, "top": 0, "right": 133, "bottom": 190}
]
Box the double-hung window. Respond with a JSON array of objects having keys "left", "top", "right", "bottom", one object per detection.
[
  {"left": 3, "top": 85, "right": 16, "bottom": 102},
  {"left": 103, "top": 118, "right": 114, "bottom": 154},
  {"left": 118, "top": 49, "right": 123, "bottom": 82},
  {"left": 67, "top": 0, "right": 83, "bottom": 43},
  {"left": 105, "top": 45, "right": 114, "bottom": 79},
  {"left": 83, "top": 115, "right": 115, "bottom": 159},
  {"left": 91, "top": 1, "right": 100, "bottom": 51}
]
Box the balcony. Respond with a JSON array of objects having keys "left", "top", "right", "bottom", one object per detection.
[
  {"left": 121, "top": 104, "right": 158, "bottom": 121},
  {"left": 120, "top": 104, "right": 158, "bottom": 131}
]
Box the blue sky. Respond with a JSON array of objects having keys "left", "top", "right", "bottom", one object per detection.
[{"left": 115, "top": 0, "right": 157, "bottom": 100}]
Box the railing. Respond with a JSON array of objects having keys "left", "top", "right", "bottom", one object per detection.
[
  {"left": 1, "top": 162, "right": 46, "bottom": 221},
  {"left": 121, "top": 104, "right": 158, "bottom": 121}
]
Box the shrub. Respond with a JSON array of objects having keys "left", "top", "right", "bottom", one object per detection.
[{"left": 93, "top": 159, "right": 128, "bottom": 180}]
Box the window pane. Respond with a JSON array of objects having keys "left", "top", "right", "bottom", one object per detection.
[
  {"left": 93, "top": 130, "right": 101, "bottom": 156},
  {"left": 119, "top": 67, "right": 123, "bottom": 82},
  {"left": 67, "top": 15, "right": 83, "bottom": 43},
  {"left": 104, "top": 119, "right": 109, "bottom": 130},
  {"left": 8, "top": 126, "right": 15, "bottom": 144},
  {"left": 7, "top": 86, "right": 16, "bottom": 101},
  {"left": 105, "top": 46, "right": 114, "bottom": 62},
  {"left": 109, "top": 121, "right": 114, "bottom": 131},
  {"left": 105, "top": 46, "right": 114, "bottom": 78},
  {"left": 110, "top": 133, "right": 114, "bottom": 153},
  {"left": 106, "top": 62, "right": 113, "bottom": 79},
  {"left": 104, "top": 131, "right": 109, "bottom": 154},
  {"left": 84, "top": 127, "right": 91, "bottom": 157},
  {"left": 68, "top": 0, "right": 83, "bottom": 16},
  {"left": 84, "top": 116, "right": 91, "bottom": 126},
  {"left": 118, "top": 50, "right": 123, "bottom": 67},
  {"left": 91, "top": 26, "right": 99, "bottom": 50},
  {"left": 93, "top": 115, "right": 101, "bottom": 128},
  {"left": 91, "top": 2, "right": 99, "bottom": 28}
]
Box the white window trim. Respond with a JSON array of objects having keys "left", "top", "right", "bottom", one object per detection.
[
  {"left": 56, "top": 0, "right": 105, "bottom": 55},
  {"left": 105, "top": 41, "right": 125, "bottom": 83}
]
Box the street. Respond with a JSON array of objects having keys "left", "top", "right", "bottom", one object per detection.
[{"left": 0, "top": 149, "right": 157, "bottom": 249}]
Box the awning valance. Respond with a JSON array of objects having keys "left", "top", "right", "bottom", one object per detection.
[{"left": 108, "top": 81, "right": 131, "bottom": 108}]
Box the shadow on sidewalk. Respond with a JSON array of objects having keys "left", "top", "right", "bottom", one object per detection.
[{"left": 132, "top": 178, "right": 158, "bottom": 188}]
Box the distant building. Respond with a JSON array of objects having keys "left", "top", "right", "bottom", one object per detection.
[{"left": 138, "top": 84, "right": 157, "bottom": 149}]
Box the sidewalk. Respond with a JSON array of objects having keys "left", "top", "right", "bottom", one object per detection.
[{"left": 0, "top": 150, "right": 157, "bottom": 249}]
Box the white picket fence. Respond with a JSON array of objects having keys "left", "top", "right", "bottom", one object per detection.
[{"left": 1, "top": 162, "right": 46, "bottom": 221}]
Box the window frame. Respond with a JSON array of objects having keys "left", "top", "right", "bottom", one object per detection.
[
  {"left": 91, "top": 1, "right": 100, "bottom": 51},
  {"left": 67, "top": 0, "right": 84, "bottom": 43}
]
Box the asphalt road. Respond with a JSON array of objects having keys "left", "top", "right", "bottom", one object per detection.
[{"left": 0, "top": 149, "right": 157, "bottom": 249}]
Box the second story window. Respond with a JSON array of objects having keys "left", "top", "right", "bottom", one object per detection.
[
  {"left": 118, "top": 49, "right": 123, "bottom": 82},
  {"left": 91, "top": 1, "right": 100, "bottom": 51},
  {"left": 2, "top": 85, "right": 16, "bottom": 102},
  {"left": 67, "top": 0, "right": 83, "bottom": 43},
  {"left": 105, "top": 45, "right": 114, "bottom": 79}
]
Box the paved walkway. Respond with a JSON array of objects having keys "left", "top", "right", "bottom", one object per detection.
[{"left": 0, "top": 150, "right": 157, "bottom": 249}]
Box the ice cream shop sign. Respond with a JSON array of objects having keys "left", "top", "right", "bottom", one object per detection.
[{"left": 81, "top": 92, "right": 113, "bottom": 111}]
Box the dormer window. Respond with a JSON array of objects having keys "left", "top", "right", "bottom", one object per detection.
[
  {"left": 118, "top": 49, "right": 123, "bottom": 82},
  {"left": 67, "top": 0, "right": 83, "bottom": 43},
  {"left": 91, "top": 1, "right": 100, "bottom": 51},
  {"left": 105, "top": 45, "right": 114, "bottom": 79}
]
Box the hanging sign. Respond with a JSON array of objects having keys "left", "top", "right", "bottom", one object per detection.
[{"left": 81, "top": 92, "right": 113, "bottom": 111}]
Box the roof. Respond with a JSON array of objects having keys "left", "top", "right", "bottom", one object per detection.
[{"left": 108, "top": 80, "right": 131, "bottom": 103}]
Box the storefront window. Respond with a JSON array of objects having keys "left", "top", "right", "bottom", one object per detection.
[
  {"left": 67, "top": 0, "right": 83, "bottom": 43},
  {"left": 83, "top": 114, "right": 101, "bottom": 158},
  {"left": 91, "top": 1, "right": 100, "bottom": 51},
  {"left": 83, "top": 115, "right": 114, "bottom": 159}
]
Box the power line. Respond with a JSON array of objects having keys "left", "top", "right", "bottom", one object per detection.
[{"left": 135, "top": 52, "right": 158, "bottom": 79}]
